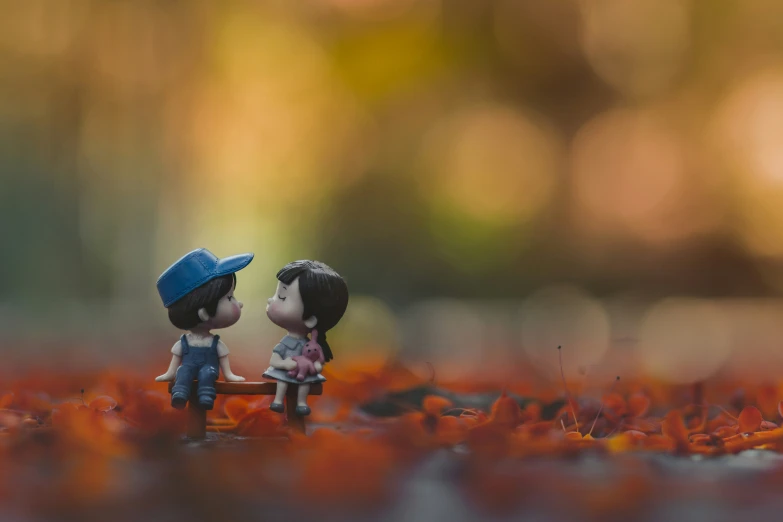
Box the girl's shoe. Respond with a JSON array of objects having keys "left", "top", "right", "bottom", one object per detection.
[
  {"left": 270, "top": 402, "right": 284, "bottom": 413},
  {"left": 295, "top": 405, "right": 311, "bottom": 416}
]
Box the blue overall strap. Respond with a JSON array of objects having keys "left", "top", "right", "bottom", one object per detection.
[
  {"left": 210, "top": 334, "right": 220, "bottom": 354},
  {"left": 180, "top": 334, "right": 190, "bottom": 356}
]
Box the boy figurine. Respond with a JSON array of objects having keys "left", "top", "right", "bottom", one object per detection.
[{"left": 155, "top": 248, "right": 252, "bottom": 410}]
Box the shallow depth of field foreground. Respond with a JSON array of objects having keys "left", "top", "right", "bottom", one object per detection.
[{"left": 5, "top": 350, "right": 783, "bottom": 522}]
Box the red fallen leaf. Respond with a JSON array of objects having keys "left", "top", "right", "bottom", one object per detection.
[
  {"left": 89, "top": 395, "right": 118, "bottom": 412},
  {"left": 690, "top": 433, "right": 725, "bottom": 448},
  {"left": 436, "top": 415, "right": 467, "bottom": 446},
  {"left": 603, "top": 393, "right": 627, "bottom": 417},
  {"left": 232, "top": 409, "right": 286, "bottom": 437},
  {"left": 623, "top": 418, "right": 660, "bottom": 434},
  {"left": 713, "top": 425, "right": 738, "bottom": 438},
  {"left": 520, "top": 421, "right": 556, "bottom": 437},
  {"left": 489, "top": 392, "right": 521, "bottom": 429},
  {"left": 223, "top": 396, "right": 250, "bottom": 422},
  {"left": 627, "top": 392, "right": 651, "bottom": 418},
  {"left": 738, "top": 406, "right": 763, "bottom": 433},
  {"left": 661, "top": 410, "right": 689, "bottom": 452},
  {"left": 707, "top": 412, "right": 734, "bottom": 432},
  {"left": 521, "top": 402, "right": 541, "bottom": 423},
  {"left": 723, "top": 427, "right": 783, "bottom": 453},
  {"left": 778, "top": 400, "right": 783, "bottom": 419},
  {"left": 642, "top": 434, "right": 674, "bottom": 451},
  {"left": 757, "top": 384, "right": 779, "bottom": 419},
  {"left": 422, "top": 395, "right": 452, "bottom": 416}
]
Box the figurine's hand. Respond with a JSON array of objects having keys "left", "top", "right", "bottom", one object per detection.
[
  {"left": 155, "top": 372, "right": 175, "bottom": 382},
  {"left": 225, "top": 374, "right": 246, "bottom": 382},
  {"left": 314, "top": 361, "right": 323, "bottom": 373}
]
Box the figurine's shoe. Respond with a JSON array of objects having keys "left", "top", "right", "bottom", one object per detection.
[
  {"left": 269, "top": 402, "right": 284, "bottom": 413},
  {"left": 295, "top": 405, "right": 311, "bottom": 416},
  {"left": 171, "top": 393, "right": 188, "bottom": 410},
  {"left": 198, "top": 395, "right": 215, "bottom": 410}
]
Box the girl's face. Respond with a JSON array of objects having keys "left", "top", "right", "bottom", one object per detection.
[
  {"left": 205, "top": 279, "right": 243, "bottom": 329},
  {"left": 266, "top": 277, "right": 307, "bottom": 334}
]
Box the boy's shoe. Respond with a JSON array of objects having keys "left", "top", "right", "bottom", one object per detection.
[
  {"left": 171, "top": 392, "right": 188, "bottom": 410},
  {"left": 198, "top": 395, "right": 215, "bottom": 410}
]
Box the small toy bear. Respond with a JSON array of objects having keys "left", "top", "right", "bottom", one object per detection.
[{"left": 287, "top": 329, "right": 325, "bottom": 382}]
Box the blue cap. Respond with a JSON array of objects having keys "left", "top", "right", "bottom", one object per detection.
[{"left": 156, "top": 248, "right": 254, "bottom": 307}]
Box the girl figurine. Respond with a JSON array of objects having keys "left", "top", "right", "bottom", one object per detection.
[
  {"left": 154, "top": 248, "right": 251, "bottom": 410},
  {"left": 263, "top": 260, "right": 349, "bottom": 416}
]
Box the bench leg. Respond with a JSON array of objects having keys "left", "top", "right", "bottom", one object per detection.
[
  {"left": 186, "top": 399, "right": 207, "bottom": 439},
  {"left": 285, "top": 389, "right": 306, "bottom": 434}
]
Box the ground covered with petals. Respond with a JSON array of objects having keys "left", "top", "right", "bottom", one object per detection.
[{"left": 3, "top": 363, "right": 783, "bottom": 521}]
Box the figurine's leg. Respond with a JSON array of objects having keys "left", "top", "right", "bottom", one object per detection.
[
  {"left": 295, "top": 383, "right": 311, "bottom": 416},
  {"left": 170, "top": 364, "right": 197, "bottom": 409},
  {"left": 270, "top": 381, "right": 287, "bottom": 413},
  {"left": 196, "top": 364, "right": 219, "bottom": 410}
]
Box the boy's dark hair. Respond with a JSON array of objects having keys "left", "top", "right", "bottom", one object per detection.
[
  {"left": 167, "top": 273, "right": 236, "bottom": 330},
  {"left": 277, "top": 260, "right": 349, "bottom": 363}
]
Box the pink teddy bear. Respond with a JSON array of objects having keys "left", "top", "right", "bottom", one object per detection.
[{"left": 288, "top": 329, "right": 325, "bottom": 382}]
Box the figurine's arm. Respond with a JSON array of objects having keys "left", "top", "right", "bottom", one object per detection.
[
  {"left": 155, "top": 355, "right": 181, "bottom": 382},
  {"left": 314, "top": 361, "right": 323, "bottom": 373},
  {"left": 217, "top": 341, "right": 245, "bottom": 382},
  {"left": 269, "top": 352, "right": 297, "bottom": 371}
]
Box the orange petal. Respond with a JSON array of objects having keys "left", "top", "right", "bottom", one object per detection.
[
  {"left": 223, "top": 396, "right": 250, "bottom": 422},
  {"left": 422, "top": 395, "right": 452, "bottom": 416},
  {"left": 661, "top": 410, "right": 689, "bottom": 451},
  {"left": 757, "top": 384, "right": 779, "bottom": 419},
  {"left": 627, "top": 392, "right": 651, "bottom": 418},
  {"left": 89, "top": 395, "right": 118, "bottom": 412},
  {"left": 713, "top": 425, "right": 738, "bottom": 439},
  {"left": 738, "top": 406, "right": 763, "bottom": 433},
  {"left": 490, "top": 392, "right": 521, "bottom": 429},
  {"left": 233, "top": 409, "right": 285, "bottom": 437}
]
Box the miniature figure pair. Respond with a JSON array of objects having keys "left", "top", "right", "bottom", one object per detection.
[{"left": 154, "top": 248, "right": 349, "bottom": 416}]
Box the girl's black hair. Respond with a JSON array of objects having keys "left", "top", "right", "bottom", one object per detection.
[
  {"left": 167, "top": 273, "right": 236, "bottom": 330},
  {"left": 277, "top": 260, "right": 349, "bottom": 362}
]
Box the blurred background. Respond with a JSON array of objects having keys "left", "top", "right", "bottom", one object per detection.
[{"left": 3, "top": 0, "right": 783, "bottom": 390}]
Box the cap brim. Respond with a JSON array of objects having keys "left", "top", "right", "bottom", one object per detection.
[{"left": 215, "top": 253, "right": 254, "bottom": 277}]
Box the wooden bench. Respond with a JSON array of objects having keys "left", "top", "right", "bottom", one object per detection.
[{"left": 168, "top": 381, "right": 323, "bottom": 438}]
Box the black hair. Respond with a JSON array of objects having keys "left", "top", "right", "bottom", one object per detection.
[
  {"left": 167, "top": 273, "right": 236, "bottom": 330},
  {"left": 276, "top": 260, "right": 349, "bottom": 362}
]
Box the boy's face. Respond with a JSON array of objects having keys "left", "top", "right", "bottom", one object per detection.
[
  {"left": 205, "top": 279, "right": 243, "bottom": 329},
  {"left": 266, "top": 277, "right": 307, "bottom": 334}
]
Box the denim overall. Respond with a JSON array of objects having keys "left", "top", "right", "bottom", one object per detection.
[{"left": 170, "top": 334, "right": 220, "bottom": 409}]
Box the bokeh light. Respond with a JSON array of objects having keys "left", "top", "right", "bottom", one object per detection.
[
  {"left": 579, "top": 0, "right": 692, "bottom": 97},
  {"left": 571, "top": 108, "right": 708, "bottom": 246},
  {"left": 637, "top": 298, "right": 733, "bottom": 384},
  {"left": 707, "top": 68, "right": 783, "bottom": 258},
  {"left": 417, "top": 103, "right": 562, "bottom": 271},
  {"left": 519, "top": 285, "right": 610, "bottom": 382}
]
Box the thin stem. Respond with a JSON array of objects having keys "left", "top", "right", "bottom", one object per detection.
[
  {"left": 558, "top": 346, "right": 579, "bottom": 432},
  {"left": 588, "top": 376, "right": 620, "bottom": 437}
]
